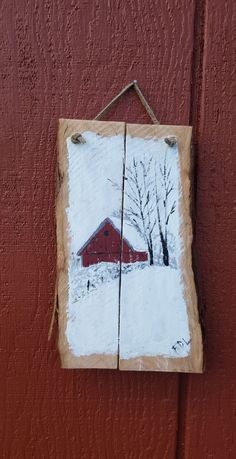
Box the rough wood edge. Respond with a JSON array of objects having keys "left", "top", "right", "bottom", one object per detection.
[
  {"left": 56, "top": 120, "right": 203, "bottom": 372},
  {"left": 56, "top": 119, "right": 125, "bottom": 369},
  {"left": 119, "top": 124, "right": 203, "bottom": 373}
]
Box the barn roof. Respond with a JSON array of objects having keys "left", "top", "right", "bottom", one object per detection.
[
  {"left": 112, "top": 216, "right": 146, "bottom": 251},
  {"left": 77, "top": 217, "right": 146, "bottom": 255}
]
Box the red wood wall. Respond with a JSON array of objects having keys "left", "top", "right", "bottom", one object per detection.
[{"left": 0, "top": 1, "right": 235, "bottom": 457}]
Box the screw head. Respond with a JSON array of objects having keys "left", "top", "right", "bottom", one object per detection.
[
  {"left": 71, "top": 133, "right": 86, "bottom": 144},
  {"left": 164, "top": 136, "right": 177, "bottom": 147}
]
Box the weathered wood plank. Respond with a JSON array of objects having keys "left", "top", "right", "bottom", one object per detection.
[
  {"left": 119, "top": 124, "right": 203, "bottom": 372},
  {"left": 57, "top": 119, "right": 125, "bottom": 368}
]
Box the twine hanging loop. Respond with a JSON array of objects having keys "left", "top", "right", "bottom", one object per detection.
[{"left": 94, "top": 80, "right": 159, "bottom": 124}]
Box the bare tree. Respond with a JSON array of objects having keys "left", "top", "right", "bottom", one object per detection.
[
  {"left": 155, "top": 151, "right": 176, "bottom": 266},
  {"left": 123, "top": 157, "right": 156, "bottom": 265},
  {"left": 108, "top": 144, "right": 176, "bottom": 267}
]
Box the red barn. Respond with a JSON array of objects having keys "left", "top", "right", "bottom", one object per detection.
[{"left": 77, "top": 217, "right": 148, "bottom": 267}]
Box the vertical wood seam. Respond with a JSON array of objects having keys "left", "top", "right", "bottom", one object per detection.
[
  {"left": 175, "top": 0, "right": 207, "bottom": 457},
  {"left": 117, "top": 123, "right": 127, "bottom": 367}
]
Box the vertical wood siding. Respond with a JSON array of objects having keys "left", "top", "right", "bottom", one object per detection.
[
  {"left": 0, "top": 0, "right": 235, "bottom": 457},
  {"left": 178, "top": 2, "right": 236, "bottom": 458}
]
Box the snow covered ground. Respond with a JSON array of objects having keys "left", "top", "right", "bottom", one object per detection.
[
  {"left": 69, "top": 260, "right": 148, "bottom": 303},
  {"left": 70, "top": 261, "right": 119, "bottom": 303},
  {"left": 66, "top": 274, "right": 120, "bottom": 357},
  {"left": 119, "top": 265, "right": 190, "bottom": 359},
  {"left": 66, "top": 262, "right": 190, "bottom": 359}
]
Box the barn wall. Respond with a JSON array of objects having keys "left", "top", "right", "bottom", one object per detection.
[{"left": 0, "top": 1, "right": 235, "bottom": 458}]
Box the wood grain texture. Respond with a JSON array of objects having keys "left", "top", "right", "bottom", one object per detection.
[
  {"left": 58, "top": 121, "right": 202, "bottom": 373},
  {"left": 119, "top": 124, "right": 203, "bottom": 373},
  {"left": 0, "top": 0, "right": 201, "bottom": 457},
  {"left": 178, "top": 1, "right": 236, "bottom": 458},
  {"left": 57, "top": 119, "right": 125, "bottom": 369}
]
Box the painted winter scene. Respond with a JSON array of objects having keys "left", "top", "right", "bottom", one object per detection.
[{"left": 66, "top": 130, "right": 191, "bottom": 364}]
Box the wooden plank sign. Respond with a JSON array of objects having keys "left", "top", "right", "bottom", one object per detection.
[
  {"left": 57, "top": 119, "right": 203, "bottom": 372},
  {"left": 57, "top": 120, "right": 125, "bottom": 368}
]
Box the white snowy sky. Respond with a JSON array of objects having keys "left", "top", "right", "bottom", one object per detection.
[
  {"left": 67, "top": 131, "right": 124, "bottom": 254},
  {"left": 67, "top": 132, "right": 182, "bottom": 257}
]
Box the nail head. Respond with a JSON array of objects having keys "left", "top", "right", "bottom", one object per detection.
[{"left": 71, "top": 133, "right": 86, "bottom": 144}]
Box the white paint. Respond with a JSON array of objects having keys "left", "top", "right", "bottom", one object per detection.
[
  {"left": 66, "top": 131, "right": 124, "bottom": 357},
  {"left": 123, "top": 135, "right": 182, "bottom": 264},
  {"left": 119, "top": 135, "right": 190, "bottom": 359},
  {"left": 65, "top": 130, "right": 190, "bottom": 361},
  {"left": 68, "top": 275, "right": 119, "bottom": 356},
  {"left": 110, "top": 216, "right": 146, "bottom": 251},
  {"left": 67, "top": 132, "right": 124, "bottom": 254},
  {"left": 119, "top": 266, "right": 190, "bottom": 358}
]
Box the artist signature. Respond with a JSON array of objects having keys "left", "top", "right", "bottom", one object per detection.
[{"left": 172, "top": 338, "right": 192, "bottom": 354}]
